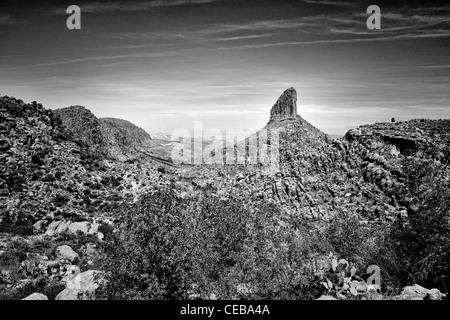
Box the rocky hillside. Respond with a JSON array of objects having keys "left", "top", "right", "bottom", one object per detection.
[
  {"left": 53, "top": 106, "right": 171, "bottom": 162},
  {"left": 99, "top": 117, "right": 156, "bottom": 161},
  {"left": 0, "top": 95, "right": 170, "bottom": 229}
]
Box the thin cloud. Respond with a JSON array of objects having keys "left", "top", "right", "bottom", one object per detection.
[
  {"left": 103, "top": 8, "right": 450, "bottom": 52},
  {"left": 215, "top": 32, "right": 450, "bottom": 50},
  {"left": 52, "top": 0, "right": 222, "bottom": 14},
  {"left": 415, "top": 65, "right": 450, "bottom": 69},
  {"left": 301, "top": 0, "right": 357, "bottom": 7},
  {"left": 0, "top": 51, "right": 180, "bottom": 71},
  {"left": 216, "top": 33, "right": 274, "bottom": 41}
]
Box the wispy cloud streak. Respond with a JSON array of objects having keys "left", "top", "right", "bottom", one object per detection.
[
  {"left": 301, "top": 0, "right": 357, "bottom": 7},
  {"left": 52, "top": 0, "right": 222, "bottom": 14}
]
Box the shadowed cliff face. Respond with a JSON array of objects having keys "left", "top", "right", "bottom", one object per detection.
[{"left": 268, "top": 87, "right": 298, "bottom": 124}]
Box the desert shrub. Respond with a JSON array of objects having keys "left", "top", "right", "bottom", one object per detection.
[
  {"left": 42, "top": 279, "right": 66, "bottom": 300},
  {"left": 325, "top": 210, "right": 371, "bottom": 264},
  {"left": 0, "top": 216, "right": 33, "bottom": 236},
  {"left": 41, "top": 174, "right": 56, "bottom": 182},
  {"left": 99, "top": 188, "right": 205, "bottom": 299},
  {"left": 98, "top": 186, "right": 334, "bottom": 300},
  {"left": 323, "top": 213, "right": 399, "bottom": 294},
  {"left": 385, "top": 152, "right": 450, "bottom": 292},
  {"left": 0, "top": 240, "right": 30, "bottom": 286},
  {"left": 97, "top": 221, "right": 114, "bottom": 239},
  {"left": 0, "top": 278, "right": 65, "bottom": 300},
  {"left": 53, "top": 194, "right": 69, "bottom": 207},
  {"left": 31, "top": 238, "right": 55, "bottom": 257},
  {"left": 59, "top": 211, "right": 88, "bottom": 222},
  {"left": 0, "top": 249, "right": 25, "bottom": 270},
  {"left": 233, "top": 207, "right": 331, "bottom": 300},
  {"left": 157, "top": 166, "right": 166, "bottom": 174}
]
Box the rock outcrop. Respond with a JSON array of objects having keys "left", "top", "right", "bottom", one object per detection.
[
  {"left": 394, "top": 284, "right": 446, "bottom": 300},
  {"left": 56, "top": 245, "right": 79, "bottom": 263},
  {"left": 268, "top": 87, "right": 298, "bottom": 124},
  {"left": 56, "top": 270, "right": 106, "bottom": 300}
]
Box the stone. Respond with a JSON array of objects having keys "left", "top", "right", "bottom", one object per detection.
[
  {"left": 68, "top": 221, "right": 91, "bottom": 235},
  {"left": 22, "top": 292, "right": 48, "bottom": 300},
  {"left": 395, "top": 284, "right": 445, "bottom": 300},
  {"left": 60, "top": 270, "right": 106, "bottom": 299},
  {"left": 209, "top": 293, "right": 217, "bottom": 300},
  {"left": 33, "top": 220, "right": 45, "bottom": 232},
  {"left": 54, "top": 221, "right": 70, "bottom": 235},
  {"left": 84, "top": 243, "right": 99, "bottom": 258},
  {"left": 61, "top": 265, "right": 81, "bottom": 284},
  {"left": 268, "top": 88, "right": 298, "bottom": 124},
  {"left": 56, "top": 245, "right": 79, "bottom": 263},
  {"left": 87, "top": 223, "right": 99, "bottom": 235},
  {"left": 316, "top": 295, "right": 337, "bottom": 300},
  {"left": 389, "top": 145, "right": 401, "bottom": 157},
  {"left": 55, "top": 288, "right": 79, "bottom": 300},
  {"left": 45, "top": 221, "right": 61, "bottom": 236},
  {"left": 66, "top": 270, "right": 105, "bottom": 292}
]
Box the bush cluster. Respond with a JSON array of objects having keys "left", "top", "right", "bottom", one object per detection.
[{"left": 98, "top": 187, "right": 337, "bottom": 300}]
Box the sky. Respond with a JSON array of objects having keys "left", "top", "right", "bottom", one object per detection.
[{"left": 0, "top": 0, "right": 449, "bottom": 136}]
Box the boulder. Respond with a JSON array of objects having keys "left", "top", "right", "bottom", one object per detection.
[
  {"left": 88, "top": 223, "right": 99, "bottom": 235},
  {"left": 33, "top": 220, "right": 45, "bottom": 232},
  {"left": 45, "top": 221, "right": 61, "bottom": 236},
  {"left": 66, "top": 270, "right": 105, "bottom": 292},
  {"left": 22, "top": 292, "right": 48, "bottom": 300},
  {"left": 395, "top": 284, "right": 445, "bottom": 300},
  {"left": 55, "top": 288, "right": 79, "bottom": 300},
  {"left": 56, "top": 245, "right": 79, "bottom": 263},
  {"left": 68, "top": 221, "right": 91, "bottom": 235},
  {"left": 57, "top": 270, "right": 106, "bottom": 300},
  {"left": 54, "top": 221, "right": 70, "bottom": 235},
  {"left": 97, "top": 232, "right": 104, "bottom": 241}
]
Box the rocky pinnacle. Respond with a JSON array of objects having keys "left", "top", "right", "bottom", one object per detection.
[{"left": 268, "top": 87, "right": 298, "bottom": 124}]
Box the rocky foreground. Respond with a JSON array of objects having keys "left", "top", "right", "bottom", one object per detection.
[{"left": 0, "top": 89, "right": 448, "bottom": 300}]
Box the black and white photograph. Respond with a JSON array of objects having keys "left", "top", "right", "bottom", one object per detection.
[{"left": 0, "top": 0, "right": 449, "bottom": 310}]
